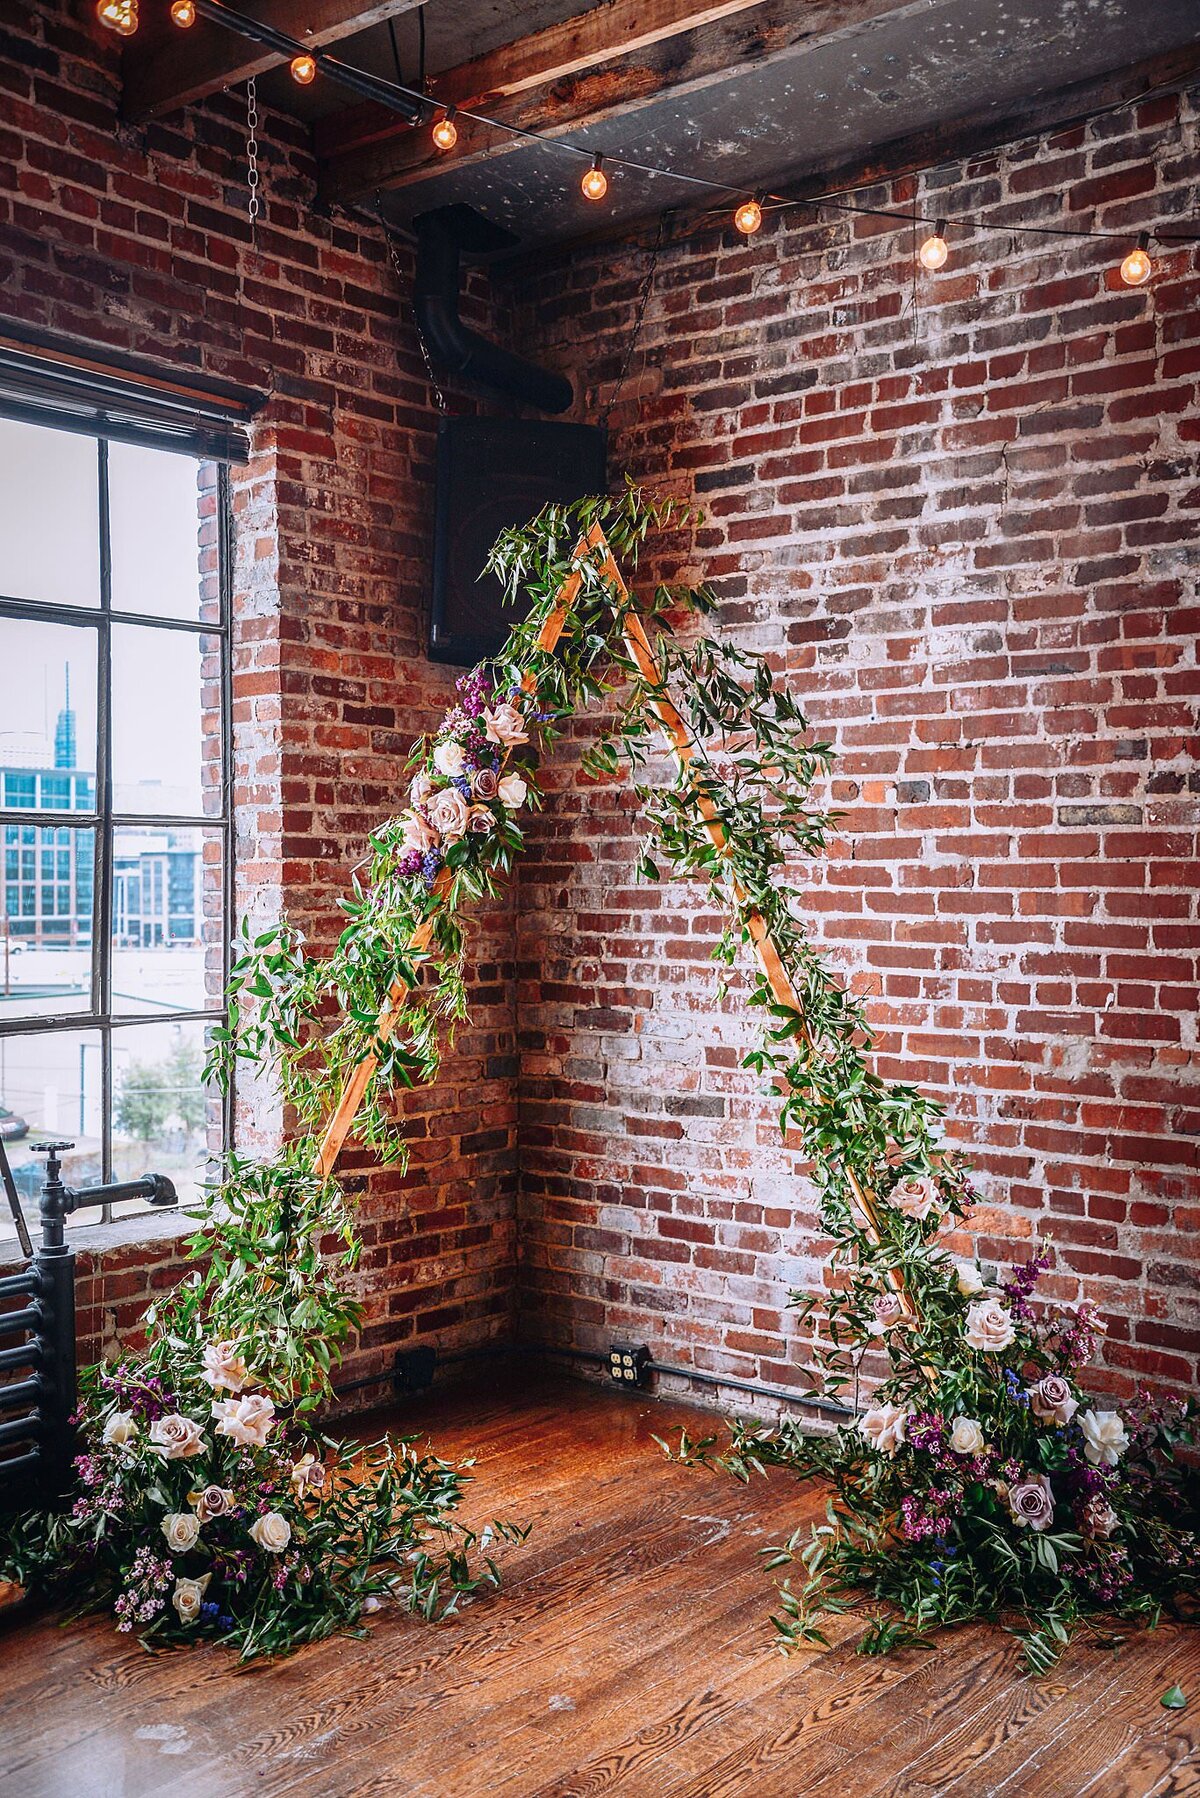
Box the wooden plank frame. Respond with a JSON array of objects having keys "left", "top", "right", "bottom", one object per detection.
[{"left": 313, "top": 521, "right": 917, "bottom": 1322}]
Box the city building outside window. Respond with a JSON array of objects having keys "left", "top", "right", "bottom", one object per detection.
[{"left": 0, "top": 415, "right": 232, "bottom": 1237}]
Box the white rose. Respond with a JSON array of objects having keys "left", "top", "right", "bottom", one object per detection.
[
  {"left": 497, "top": 773, "right": 528, "bottom": 810},
  {"left": 483, "top": 702, "right": 529, "bottom": 748},
  {"left": 964, "top": 1297, "right": 1016, "bottom": 1353},
  {"left": 400, "top": 808, "right": 438, "bottom": 854},
  {"left": 161, "top": 1511, "right": 201, "bottom": 1554},
  {"left": 858, "top": 1402, "right": 909, "bottom": 1457},
  {"left": 954, "top": 1260, "right": 986, "bottom": 1296},
  {"left": 428, "top": 787, "right": 470, "bottom": 841},
  {"left": 211, "top": 1392, "right": 276, "bottom": 1449},
  {"left": 249, "top": 1510, "right": 292, "bottom": 1554},
  {"left": 148, "top": 1413, "right": 207, "bottom": 1460},
  {"left": 432, "top": 740, "right": 465, "bottom": 778},
  {"left": 102, "top": 1410, "right": 138, "bottom": 1447},
  {"left": 201, "top": 1338, "right": 250, "bottom": 1393},
  {"left": 949, "top": 1416, "right": 985, "bottom": 1456},
  {"left": 890, "top": 1174, "right": 940, "bottom": 1222},
  {"left": 171, "top": 1573, "right": 210, "bottom": 1624},
  {"left": 1079, "top": 1408, "right": 1129, "bottom": 1468}
]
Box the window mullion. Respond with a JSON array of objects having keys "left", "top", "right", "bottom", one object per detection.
[{"left": 96, "top": 439, "right": 113, "bottom": 1205}]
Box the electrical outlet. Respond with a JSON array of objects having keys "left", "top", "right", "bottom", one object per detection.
[{"left": 606, "top": 1343, "right": 650, "bottom": 1388}]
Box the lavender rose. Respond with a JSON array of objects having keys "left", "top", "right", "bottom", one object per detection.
[
  {"left": 1080, "top": 1495, "right": 1120, "bottom": 1539},
  {"left": 1026, "top": 1373, "right": 1078, "bottom": 1426},
  {"left": 466, "top": 804, "right": 494, "bottom": 835},
  {"left": 192, "top": 1485, "right": 235, "bottom": 1522},
  {"left": 471, "top": 765, "right": 499, "bottom": 801},
  {"left": 869, "top": 1292, "right": 905, "bottom": 1335},
  {"left": 1007, "top": 1472, "right": 1055, "bottom": 1531}
]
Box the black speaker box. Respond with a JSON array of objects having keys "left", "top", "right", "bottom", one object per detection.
[{"left": 429, "top": 416, "right": 607, "bottom": 666}]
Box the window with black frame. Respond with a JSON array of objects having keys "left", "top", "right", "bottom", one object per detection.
[{"left": 0, "top": 412, "right": 233, "bottom": 1237}]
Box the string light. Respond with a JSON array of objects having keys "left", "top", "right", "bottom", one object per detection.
[
  {"left": 581, "top": 155, "right": 608, "bottom": 202},
  {"left": 172, "top": 2, "right": 1196, "bottom": 280},
  {"left": 96, "top": 0, "right": 138, "bottom": 34},
  {"left": 431, "top": 107, "right": 458, "bottom": 151},
  {"left": 1120, "top": 231, "right": 1153, "bottom": 287},
  {"left": 919, "top": 219, "right": 949, "bottom": 271},
  {"left": 170, "top": 0, "right": 196, "bottom": 24}
]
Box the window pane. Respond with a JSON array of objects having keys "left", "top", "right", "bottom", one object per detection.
[
  {"left": 111, "top": 825, "right": 223, "bottom": 1015},
  {"left": 0, "top": 821, "right": 95, "bottom": 1022},
  {"left": 109, "top": 443, "right": 214, "bottom": 622},
  {"left": 111, "top": 623, "right": 214, "bottom": 817},
  {"left": 0, "top": 418, "right": 100, "bottom": 608},
  {"left": 110, "top": 1018, "right": 216, "bottom": 1214},
  {"left": 0, "top": 618, "right": 98, "bottom": 810},
  {"left": 0, "top": 1028, "right": 103, "bottom": 1241}
]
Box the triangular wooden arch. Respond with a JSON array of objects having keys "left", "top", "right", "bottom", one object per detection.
[{"left": 313, "top": 523, "right": 912, "bottom": 1318}]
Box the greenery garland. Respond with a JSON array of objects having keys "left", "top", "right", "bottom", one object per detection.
[{"left": 2, "top": 485, "right": 1195, "bottom": 1669}]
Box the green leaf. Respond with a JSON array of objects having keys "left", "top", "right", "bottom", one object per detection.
[{"left": 1161, "top": 1686, "right": 1188, "bottom": 1710}]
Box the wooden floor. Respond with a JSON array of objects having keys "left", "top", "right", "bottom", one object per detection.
[{"left": 2, "top": 1372, "right": 1198, "bottom": 1798}]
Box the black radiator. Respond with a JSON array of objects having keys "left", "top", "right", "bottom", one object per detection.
[{"left": 0, "top": 1139, "right": 177, "bottom": 1507}]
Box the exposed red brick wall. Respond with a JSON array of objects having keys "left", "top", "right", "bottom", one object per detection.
[
  {"left": 0, "top": 0, "right": 517, "bottom": 1385},
  {"left": 3, "top": 2, "right": 1197, "bottom": 1417},
  {"left": 510, "top": 86, "right": 1200, "bottom": 1403}
]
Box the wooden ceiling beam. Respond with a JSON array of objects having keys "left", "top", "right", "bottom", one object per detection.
[
  {"left": 123, "top": 0, "right": 425, "bottom": 122},
  {"left": 314, "top": 0, "right": 772, "bottom": 162},
  {"left": 319, "top": 0, "right": 918, "bottom": 206}
]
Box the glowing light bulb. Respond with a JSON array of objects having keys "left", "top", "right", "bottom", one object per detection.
[
  {"left": 170, "top": 0, "right": 195, "bottom": 24},
  {"left": 1120, "top": 234, "right": 1152, "bottom": 287},
  {"left": 290, "top": 52, "right": 317, "bottom": 85},
  {"left": 919, "top": 219, "right": 949, "bottom": 271},
  {"left": 96, "top": 0, "right": 138, "bottom": 35},
  {"left": 581, "top": 156, "right": 608, "bottom": 202},
  {"left": 431, "top": 108, "right": 458, "bottom": 151},
  {"left": 733, "top": 198, "right": 762, "bottom": 237}
]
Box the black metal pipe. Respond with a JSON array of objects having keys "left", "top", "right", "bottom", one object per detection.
[
  {"left": 0, "top": 1412, "right": 40, "bottom": 1447},
  {"left": 0, "top": 1341, "right": 40, "bottom": 1375},
  {"left": 0, "top": 1376, "right": 42, "bottom": 1412},
  {"left": 413, "top": 208, "right": 574, "bottom": 414},
  {"left": 0, "top": 1306, "right": 40, "bottom": 1340},
  {"left": 0, "top": 1272, "right": 39, "bottom": 1303},
  {"left": 0, "top": 1447, "right": 39, "bottom": 1481}
]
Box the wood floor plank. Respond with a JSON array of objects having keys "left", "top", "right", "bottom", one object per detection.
[{"left": 0, "top": 1372, "right": 1194, "bottom": 1798}]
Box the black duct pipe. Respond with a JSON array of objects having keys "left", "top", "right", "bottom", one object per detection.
[{"left": 413, "top": 205, "right": 573, "bottom": 415}]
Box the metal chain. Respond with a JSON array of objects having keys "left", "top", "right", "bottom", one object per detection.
[
  {"left": 384, "top": 222, "right": 447, "bottom": 413},
  {"left": 246, "top": 77, "right": 260, "bottom": 232},
  {"left": 602, "top": 212, "right": 667, "bottom": 430}
]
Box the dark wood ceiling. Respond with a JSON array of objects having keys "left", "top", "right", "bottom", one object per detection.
[{"left": 116, "top": 0, "right": 1200, "bottom": 248}]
